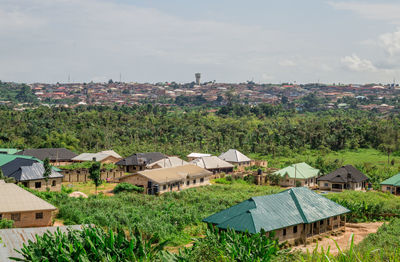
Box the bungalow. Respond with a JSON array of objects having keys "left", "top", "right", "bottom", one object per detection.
[
  {"left": 0, "top": 180, "right": 57, "bottom": 228},
  {"left": 116, "top": 152, "right": 167, "bottom": 172},
  {"left": 146, "top": 156, "right": 188, "bottom": 169},
  {"left": 118, "top": 164, "right": 212, "bottom": 195},
  {"left": 16, "top": 148, "right": 77, "bottom": 166},
  {"left": 1, "top": 158, "right": 64, "bottom": 191},
  {"left": 318, "top": 165, "right": 368, "bottom": 192},
  {"left": 381, "top": 173, "right": 400, "bottom": 195},
  {"left": 273, "top": 163, "right": 319, "bottom": 187},
  {"left": 190, "top": 156, "right": 234, "bottom": 174},
  {"left": 203, "top": 187, "right": 350, "bottom": 244},
  {"left": 218, "top": 149, "right": 251, "bottom": 167},
  {"left": 72, "top": 150, "right": 122, "bottom": 164},
  {"left": 187, "top": 152, "right": 212, "bottom": 162}
]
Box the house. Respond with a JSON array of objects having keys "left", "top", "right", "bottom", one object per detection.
[
  {"left": 380, "top": 173, "right": 400, "bottom": 195},
  {"left": 190, "top": 156, "right": 234, "bottom": 173},
  {"left": 1, "top": 158, "right": 64, "bottom": 191},
  {"left": 218, "top": 149, "right": 251, "bottom": 167},
  {"left": 318, "top": 165, "right": 368, "bottom": 192},
  {"left": 0, "top": 225, "right": 84, "bottom": 262},
  {"left": 273, "top": 163, "right": 319, "bottom": 187},
  {"left": 116, "top": 152, "right": 167, "bottom": 172},
  {"left": 0, "top": 148, "right": 20, "bottom": 155},
  {"left": 146, "top": 156, "right": 188, "bottom": 169},
  {"left": 0, "top": 154, "right": 39, "bottom": 167},
  {"left": 0, "top": 180, "right": 57, "bottom": 228},
  {"left": 203, "top": 187, "right": 350, "bottom": 244},
  {"left": 118, "top": 164, "right": 212, "bottom": 195},
  {"left": 16, "top": 148, "right": 77, "bottom": 166},
  {"left": 187, "top": 152, "right": 212, "bottom": 161},
  {"left": 72, "top": 150, "right": 122, "bottom": 164}
]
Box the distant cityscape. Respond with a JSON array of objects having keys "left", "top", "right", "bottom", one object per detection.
[{"left": 1, "top": 73, "right": 400, "bottom": 113}]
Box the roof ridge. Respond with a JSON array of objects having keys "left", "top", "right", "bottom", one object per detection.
[{"left": 289, "top": 189, "right": 309, "bottom": 224}]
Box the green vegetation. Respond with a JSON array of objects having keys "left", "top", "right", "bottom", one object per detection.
[
  {"left": 113, "top": 183, "right": 144, "bottom": 194},
  {"left": 326, "top": 191, "right": 400, "bottom": 222},
  {"left": 0, "top": 81, "right": 38, "bottom": 104},
  {"left": 0, "top": 219, "right": 14, "bottom": 229},
  {"left": 59, "top": 162, "right": 117, "bottom": 170},
  {"left": 11, "top": 226, "right": 168, "bottom": 262}
]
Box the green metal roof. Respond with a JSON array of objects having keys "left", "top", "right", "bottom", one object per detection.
[
  {"left": 381, "top": 173, "right": 400, "bottom": 186},
  {"left": 203, "top": 187, "right": 350, "bottom": 234},
  {"left": 273, "top": 162, "right": 320, "bottom": 179},
  {"left": 0, "top": 148, "right": 20, "bottom": 155},
  {"left": 0, "top": 154, "right": 61, "bottom": 172}
]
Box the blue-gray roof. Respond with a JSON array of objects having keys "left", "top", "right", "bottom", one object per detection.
[
  {"left": 1, "top": 159, "right": 63, "bottom": 181},
  {"left": 203, "top": 187, "right": 350, "bottom": 233}
]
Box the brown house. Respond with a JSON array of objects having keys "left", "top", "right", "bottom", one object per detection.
[
  {"left": 118, "top": 164, "right": 212, "bottom": 195},
  {"left": 116, "top": 152, "right": 167, "bottom": 172},
  {"left": 318, "top": 165, "right": 368, "bottom": 192},
  {"left": 0, "top": 180, "right": 57, "bottom": 228}
]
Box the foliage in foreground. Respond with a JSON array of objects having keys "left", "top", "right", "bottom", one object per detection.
[
  {"left": 0, "top": 219, "right": 14, "bottom": 229},
  {"left": 11, "top": 226, "right": 167, "bottom": 262},
  {"left": 167, "top": 226, "right": 284, "bottom": 262}
]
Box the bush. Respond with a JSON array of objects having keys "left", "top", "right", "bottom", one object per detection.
[
  {"left": 0, "top": 219, "right": 13, "bottom": 229},
  {"left": 113, "top": 183, "right": 144, "bottom": 194},
  {"left": 213, "top": 178, "right": 232, "bottom": 184}
]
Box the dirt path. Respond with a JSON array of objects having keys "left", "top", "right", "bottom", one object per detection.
[{"left": 294, "top": 222, "right": 384, "bottom": 255}]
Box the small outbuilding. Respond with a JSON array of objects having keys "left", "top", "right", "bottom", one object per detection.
[
  {"left": 273, "top": 162, "right": 319, "bottom": 187},
  {"left": 116, "top": 152, "right": 167, "bottom": 172},
  {"left": 203, "top": 187, "right": 350, "bottom": 244},
  {"left": 381, "top": 173, "right": 400, "bottom": 195},
  {"left": 318, "top": 165, "right": 368, "bottom": 192},
  {"left": 190, "top": 156, "right": 234, "bottom": 173}
]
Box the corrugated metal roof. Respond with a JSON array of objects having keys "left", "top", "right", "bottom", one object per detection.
[
  {"left": 2, "top": 160, "right": 63, "bottom": 182},
  {"left": 203, "top": 187, "right": 350, "bottom": 233},
  {"left": 0, "top": 149, "right": 20, "bottom": 155},
  {"left": 0, "top": 154, "right": 38, "bottom": 167},
  {"left": 190, "top": 156, "right": 233, "bottom": 169},
  {"left": 273, "top": 162, "right": 320, "bottom": 179},
  {"left": 219, "top": 149, "right": 251, "bottom": 163},
  {"left": 15, "top": 148, "right": 77, "bottom": 161},
  {"left": 187, "top": 153, "right": 212, "bottom": 158},
  {"left": 0, "top": 181, "right": 56, "bottom": 213},
  {"left": 116, "top": 152, "right": 166, "bottom": 166},
  {"left": 381, "top": 173, "right": 400, "bottom": 186},
  {"left": 0, "top": 225, "right": 84, "bottom": 262},
  {"left": 318, "top": 165, "right": 368, "bottom": 183},
  {"left": 147, "top": 157, "right": 188, "bottom": 168}
]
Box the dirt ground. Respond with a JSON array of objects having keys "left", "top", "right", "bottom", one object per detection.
[{"left": 294, "top": 222, "right": 384, "bottom": 255}]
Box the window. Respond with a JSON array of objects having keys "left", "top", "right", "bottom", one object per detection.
[
  {"left": 293, "top": 225, "right": 297, "bottom": 233},
  {"left": 387, "top": 187, "right": 391, "bottom": 191},
  {"left": 200, "top": 178, "right": 204, "bottom": 183},
  {"left": 163, "top": 185, "right": 167, "bottom": 190},
  {"left": 11, "top": 213, "right": 20, "bottom": 222},
  {"left": 320, "top": 220, "right": 324, "bottom": 225},
  {"left": 22, "top": 182, "right": 28, "bottom": 187},
  {"left": 193, "top": 179, "right": 196, "bottom": 184},
  {"left": 333, "top": 216, "right": 338, "bottom": 220},
  {"left": 0, "top": 214, "right": 2, "bottom": 220},
  {"left": 35, "top": 182, "right": 42, "bottom": 189},
  {"left": 52, "top": 180, "right": 56, "bottom": 187},
  {"left": 186, "top": 181, "right": 190, "bottom": 186},
  {"left": 35, "top": 212, "right": 43, "bottom": 219},
  {"left": 328, "top": 219, "right": 330, "bottom": 225},
  {"left": 283, "top": 229, "right": 286, "bottom": 236},
  {"left": 324, "top": 183, "right": 329, "bottom": 187}
]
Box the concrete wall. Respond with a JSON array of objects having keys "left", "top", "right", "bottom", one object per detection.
[
  {"left": 1, "top": 210, "right": 53, "bottom": 228},
  {"left": 382, "top": 185, "right": 399, "bottom": 194},
  {"left": 319, "top": 181, "right": 364, "bottom": 191},
  {"left": 19, "top": 178, "right": 63, "bottom": 192},
  {"left": 279, "top": 175, "right": 317, "bottom": 188},
  {"left": 61, "top": 169, "right": 124, "bottom": 182}
]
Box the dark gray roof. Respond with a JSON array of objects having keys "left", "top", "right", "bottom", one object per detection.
[
  {"left": 317, "top": 165, "right": 369, "bottom": 183},
  {"left": 1, "top": 159, "right": 63, "bottom": 181},
  {"left": 116, "top": 152, "right": 167, "bottom": 166},
  {"left": 16, "top": 148, "right": 77, "bottom": 161}
]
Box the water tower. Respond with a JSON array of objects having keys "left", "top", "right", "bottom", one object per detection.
[{"left": 195, "top": 73, "right": 201, "bottom": 85}]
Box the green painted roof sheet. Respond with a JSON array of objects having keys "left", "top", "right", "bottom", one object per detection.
[
  {"left": 0, "top": 154, "right": 61, "bottom": 172},
  {"left": 381, "top": 173, "right": 400, "bottom": 186},
  {"left": 0, "top": 148, "right": 20, "bottom": 155},
  {"left": 273, "top": 162, "right": 320, "bottom": 179},
  {"left": 203, "top": 187, "right": 350, "bottom": 234}
]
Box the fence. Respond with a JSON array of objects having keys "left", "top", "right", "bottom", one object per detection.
[{"left": 61, "top": 168, "right": 125, "bottom": 182}]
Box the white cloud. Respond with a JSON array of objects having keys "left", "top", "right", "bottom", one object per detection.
[
  {"left": 341, "top": 54, "right": 376, "bottom": 72},
  {"left": 379, "top": 29, "right": 400, "bottom": 56},
  {"left": 279, "top": 59, "right": 296, "bottom": 67},
  {"left": 328, "top": 2, "right": 400, "bottom": 24}
]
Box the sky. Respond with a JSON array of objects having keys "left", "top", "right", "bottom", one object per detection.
[{"left": 1, "top": 0, "right": 400, "bottom": 84}]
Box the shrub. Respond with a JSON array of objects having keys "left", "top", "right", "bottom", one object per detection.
[
  {"left": 0, "top": 219, "right": 13, "bottom": 229},
  {"left": 213, "top": 178, "right": 232, "bottom": 184},
  {"left": 113, "top": 183, "right": 144, "bottom": 194}
]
